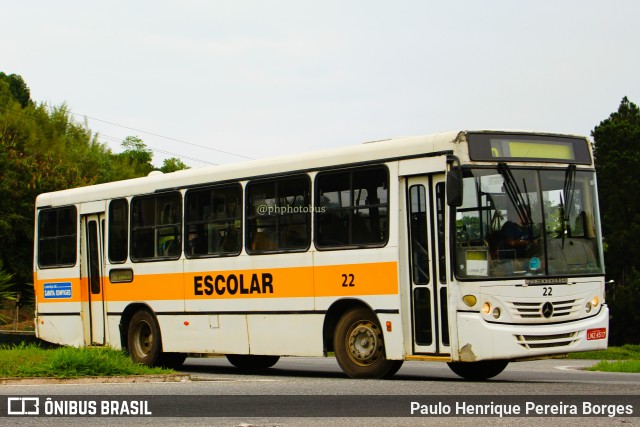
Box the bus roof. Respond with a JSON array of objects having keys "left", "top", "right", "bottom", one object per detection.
[{"left": 35, "top": 129, "right": 588, "bottom": 207}]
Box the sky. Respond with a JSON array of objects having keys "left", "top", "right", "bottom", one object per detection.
[{"left": 2, "top": 1, "right": 639, "bottom": 168}]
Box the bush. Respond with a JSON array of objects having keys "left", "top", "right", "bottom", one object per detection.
[
  {"left": 607, "top": 269, "right": 640, "bottom": 346},
  {"left": 0, "top": 261, "right": 17, "bottom": 324}
]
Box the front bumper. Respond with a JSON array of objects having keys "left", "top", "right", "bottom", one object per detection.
[{"left": 455, "top": 305, "right": 609, "bottom": 362}]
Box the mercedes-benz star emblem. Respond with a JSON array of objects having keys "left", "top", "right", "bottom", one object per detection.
[{"left": 541, "top": 302, "right": 554, "bottom": 318}]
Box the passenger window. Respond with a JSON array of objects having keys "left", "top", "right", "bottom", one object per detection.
[
  {"left": 185, "top": 184, "right": 242, "bottom": 257},
  {"left": 108, "top": 199, "right": 128, "bottom": 263},
  {"left": 315, "top": 166, "right": 388, "bottom": 248},
  {"left": 246, "top": 175, "right": 310, "bottom": 253},
  {"left": 131, "top": 192, "right": 182, "bottom": 261},
  {"left": 38, "top": 206, "right": 77, "bottom": 267}
]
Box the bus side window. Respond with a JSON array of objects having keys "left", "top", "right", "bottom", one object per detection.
[
  {"left": 108, "top": 199, "right": 128, "bottom": 263},
  {"left": 246, "top": 175, "right": 310, "bottom": 253},
  {"left": 185, "top": 184, "right": 242, "bottom": 257},
  {"left": 37, "top": 206, "right": 77, "bottom": 268},
  {"left": 131, "top": 192, "right": 182, "bottom": 261},
  {"left": 315, "top": 166, "right": 388, "bottom": 248}
]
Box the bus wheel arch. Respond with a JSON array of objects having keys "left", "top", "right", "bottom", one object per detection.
[
  {"left": 126, "top": 308, "right": 162, "bottom": 366},
  {"left": 322, "top": 299, "right": 372, "bottom": 354},
  {"left": 326, "top": 301, "right": 402, "bottom": 379},
  {"left": 120, "top": 304, "right": 186, "bottom": 369},
  {"left": 119, "top": 303, "right": 154, "bottom": 352}
]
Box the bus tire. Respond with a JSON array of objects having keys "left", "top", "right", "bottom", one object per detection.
[
  {"left": 333, "top": 307, "right": 402, "bottom": 379},
  {"left": 447, "top": 360, "right": 508, "bottom": 380},
  {"left": 127, "top": 310, "right": 162, "bottom": 366},
  {"left": 226, "top": 354, "right": 280, "bottom": 371},
  {"left": 158, "top": 352, "right": 187, "bottom": 369}
]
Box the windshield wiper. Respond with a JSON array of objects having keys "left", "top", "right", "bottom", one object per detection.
[
  {"left": 497, "top": 163, "right": 534, "bottom": 236},
  {"left": 559, "top": 164, "right": 577, "bottom": 247},
  {"left": 563, "top": 164, "right": 576, "bottom": 223}
]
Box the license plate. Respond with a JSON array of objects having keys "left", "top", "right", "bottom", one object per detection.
[{"left": 586, "top": 328, "right": 607, "bottom": 340}]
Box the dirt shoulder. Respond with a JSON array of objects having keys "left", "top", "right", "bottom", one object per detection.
[{"left": 1, "top": 373, "right": 190, "bottom": 385}]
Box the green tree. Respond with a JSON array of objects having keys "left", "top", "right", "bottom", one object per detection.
[
  {"left": 0, "top": 261, "right": 17, "bottom": 323},
  {"left": 160, "top": 157, "right": 189, "bottom": 173},
  {"left": 0, "top": 72, "right": 31, "bottom": 108},
  {"left": 117, "top": 136, "right": 154, "bottom": 176},
  {"left": 1, "top": 72, "right": 182, "bottom": 299},
  {"left": 592, "top": 96, "right": 640, "bottom": 345},
  {"left": 0, "top": 73, "right": 119, "bottom": 294}
]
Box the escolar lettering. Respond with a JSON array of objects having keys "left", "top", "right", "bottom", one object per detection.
[{"left": 194, "top": 273, "right": 274, "bottom": 296}]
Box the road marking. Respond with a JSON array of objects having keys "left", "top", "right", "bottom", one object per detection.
[{"left": 554, "top": 365, "right": 588, "bottom": 371}]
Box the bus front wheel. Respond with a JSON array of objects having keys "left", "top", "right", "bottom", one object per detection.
[
  {"left": 447, "top": 360, "right": 509, "bottom": 380},
  {"left": 333, "top": 307, "right": 403, "bottom": 379}
]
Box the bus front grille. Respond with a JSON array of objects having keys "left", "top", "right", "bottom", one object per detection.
[
  {"left": 509, "top": 299, "right": 579, "bottom": 319},
  {"left": 515, "top": 332, "right": 580, "bottom": 349}
]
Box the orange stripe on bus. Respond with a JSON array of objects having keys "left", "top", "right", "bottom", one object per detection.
[
  {"left": 314, "top": 262, "right": 398, "bottom": 297},
  {"left": 35, "top": 262, "right": 399, "bottom": 303}
]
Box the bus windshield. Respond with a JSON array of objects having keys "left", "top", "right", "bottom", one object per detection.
[{"left": 454, "top": 166, "right": 604, "bottom": 279}]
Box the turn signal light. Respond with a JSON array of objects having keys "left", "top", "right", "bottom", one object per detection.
[{"left": 462, "top": 295, "right": 477, "bottom": 307}]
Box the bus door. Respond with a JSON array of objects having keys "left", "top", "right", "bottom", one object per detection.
[
  {"left": 81, "top": 212, "right": 106, "bottom": 345},
  {"left": 406, "top": 175, "right": 450, "bottom": 355}
]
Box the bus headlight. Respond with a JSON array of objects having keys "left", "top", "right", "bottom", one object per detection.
[
  {"left": 482, "top": 301, "right": 501, "bottom": 319},
  {"left": 586, "top": 295, "right": 600, "bottom": 313},
  {"left": 482, "top": 302, "right": 491, "bottom": 315}
]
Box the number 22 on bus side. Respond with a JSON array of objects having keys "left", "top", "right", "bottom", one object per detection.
[{"left": 341, "top": 274, "right": 355, "bottom": 287}]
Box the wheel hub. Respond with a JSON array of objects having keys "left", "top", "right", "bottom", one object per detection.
[
  {"left": 135, "top": 322, "right": 152, "bottom": 356},
  {"left": 348, "top": 322, "right": 380, "bottom": 365}
]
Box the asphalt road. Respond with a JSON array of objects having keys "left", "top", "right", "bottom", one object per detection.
[{"left": 1, "top": 356, "right": 639, "bottom": 426}]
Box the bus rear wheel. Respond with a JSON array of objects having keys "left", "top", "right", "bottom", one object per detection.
[
  {"left": 226, "top": 354, "right": 280, "bottom": 371},
  {"left": 447, "top": 360, "right": 509, "bottom": 380},
  {"left": 127, "top": 310, "right": 187, "bottom": 368},
  {"left": 127, "top": 310, "right": 162, "bottom": 366},
  {"left": 333, "top": 307, "right": 403, "bottom": 379}
]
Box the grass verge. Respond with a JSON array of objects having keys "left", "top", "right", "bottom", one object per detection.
[
  {"left": 567, "top": 344, "right": 640, "bottom": 360},
  {"left": 2, "top": 343, "right": 638, "bottom": 378},
  {"left": 0, "top": 343, "right": 172, "bottom": 378},
  {"left": 587, "top": 360, "right": 640, "bottom": 373},
  {"left": 568, "top": 344, "right": 640, "bottom": 373}
]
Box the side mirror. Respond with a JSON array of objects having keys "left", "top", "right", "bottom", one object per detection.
[{"left": 446, "top": 155, "right": 463, "bottom": 207}]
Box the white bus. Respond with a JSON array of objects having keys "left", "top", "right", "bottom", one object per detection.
[{"left": 33, "top": 130, "right": 608, "bottom": 379}]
